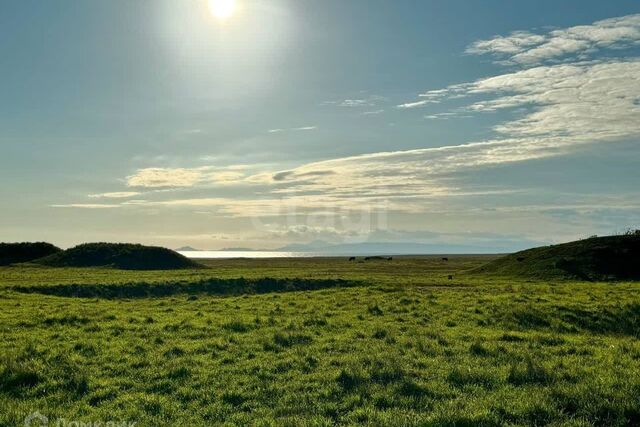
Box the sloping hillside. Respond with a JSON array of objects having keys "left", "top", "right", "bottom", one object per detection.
[
  {"left": 0, "top": 242, "right": 62, "bottom": 266},
  {"left": 35, "top": 243, "right": 201, "bottom": 270},
  {"left": 475, "top": 234, "right": 640, "bottom": 280}
]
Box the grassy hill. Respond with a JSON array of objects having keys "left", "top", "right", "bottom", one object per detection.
[
  {"left": 0, "top": 242, "right": 61, "bottom": 266},
  {"left": 476, "top": 234, "right": 640, "bottom": 280},
  {"left": 35, "top": 243, "right": 202, "bottom": 270}
]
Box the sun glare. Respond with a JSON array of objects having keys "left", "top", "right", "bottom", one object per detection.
[{"left": 208, "top": 0, "right": 236, "bottom": 19}]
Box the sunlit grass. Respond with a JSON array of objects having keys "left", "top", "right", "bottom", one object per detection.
[{"left": 1, "top": 257, "right": 639, "bottom": 425}]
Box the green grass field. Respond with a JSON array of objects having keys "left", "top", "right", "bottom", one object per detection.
[{"left": 1, "top": 256, "right": 639, "bottom": 426}]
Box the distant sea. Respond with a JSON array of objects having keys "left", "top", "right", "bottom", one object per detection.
[{"left": 178, "top": 250, "right": 324, "bottom": 259}]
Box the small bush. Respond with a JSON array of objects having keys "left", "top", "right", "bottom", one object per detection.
[
  {"left": 511, "top": 308, "right": 551, "bottom": 328},
  {"left": 469, "top": 342, "right": 492, "bottom": 356},
  {"left": 372, "top": 328, "right": 389, "bottom": 339},
  {"left": 221, "top": 391, "right": 247, "bottom": 406},
  {"left": 368, "top": 305, "right": 384, "bottom": 316},
  {"left": 272, "top": 332, "right": 313, "bottom": 348},
  {"left": 163, "top": 347, "right": 186, "bottom": 358},
  {"left": 499, "top": 333, "right": 525, "bottom": 342},
  {"left": 0, "top": 364, "right": 40, "bottom": 393},
  {"left": 43, "top": 315, "right": 91, "bottom": 326},
  {"left": 369, "top": 360, "right": 405, "bottom": 384},
  {"left": 397, "top": 379, "right": 433, "bottom": 398},
  {"left": 336, "top": 368, "right": 366, "bottom": 391},
  {"left": 222, "top": 321, "right": 252, "bottom": 333},
  {"left": 168, "top": 366, "right": 191, "bottom": 379},
  {"left": 448, "top": 368, "right": 497, "bottom": 389},
  {"left": 302, "top": 317, "right": 328, "bottom": 327},
  {"left": 508, "top": 359, "right": 555, "bottom": 385}
]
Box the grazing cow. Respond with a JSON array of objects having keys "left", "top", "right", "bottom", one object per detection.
[
  {"left": 517, "top": 257, "right": 525, "bottom": 262},
  {"left": 349, "top": 257, "right": 356, "bottom": 261},
  {"left": 448, "top": 275, "right": 453, "bottom": 280},
  {"left": 442, "top": 257, "right": 449, "bottom": 262}
]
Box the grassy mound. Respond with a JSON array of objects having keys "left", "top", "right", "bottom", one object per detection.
[
  {"left": 35, "top": 243, "right": 201, "bottom": 270},
  {"left": 475, "top": 234, "right": 640, "bottom": 280},
  {"left": 0, "top": 242, "right": 61, "bottom": 266}
]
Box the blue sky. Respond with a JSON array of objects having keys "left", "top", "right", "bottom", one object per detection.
[{"left": 1, "top": 0, "right": 639, "bottom": 250}]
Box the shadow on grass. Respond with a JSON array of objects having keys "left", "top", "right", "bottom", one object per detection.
[
  {"left": 501, "top": 303, "right": 640, "bottom": 338},
  {"left": 11, "top": 278, "right": 363, "bottom": 299},
  {"left": 0, "top": 346, "right": 89, "bottom": 397}
]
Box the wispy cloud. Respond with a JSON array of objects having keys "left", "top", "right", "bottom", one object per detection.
[
  {"left": 396, "top": 100, "right": 435, "bottom": 109},
  {"left": 338, "top": 99, "right": 374, "bottom": 107},
  {"left": 467, "top": 14, "right": 640, "bottom": 65},
  {"left": 324, "top": 95, "right": 387, "bottom": 108},
  {"left": 126, "top": 166, "right": 248, "bottom": 188},
  {"left": 425, "top": 112, "right": 460, "bottom": 120},
  {"left": 268, "top": 126, "right": 318, "bottom": 133},
  {"left": 396, "top": 89, "right": 452, "bottom": 109},
  {"left": 466, "top": 31, "right": 547, "bottom": 56},
  {"left": 463, "top": 60, "right": 640, "bottom": 140},
  {"left": 127, "top": 167, "right": 207, "bottom": 188},
  {"left": 88, "top": 192, "right": 141, "bottom": 199},
  {"left": 51, "top": 204, "right": 120, "bottom": 209},
  {"left": 361, "top": 109, "right": 385, "bottom": 116}
]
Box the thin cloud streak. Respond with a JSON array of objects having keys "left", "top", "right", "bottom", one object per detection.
[
  {"left": 268, "top": 126, "right": 318, "bottom": 133},
  {"left": 51, "top": 204, "right": 120, "bottom": 209},
  {"left": 88, "top": 192, "right": 141, "bottom": 199}
]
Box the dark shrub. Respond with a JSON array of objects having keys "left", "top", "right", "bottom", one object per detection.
[
  {"left": 0, "top": 242, "right": 61, "bottom": 265},
  {"left": 35, "top": 243, "right": 201, "bottom": 270}
]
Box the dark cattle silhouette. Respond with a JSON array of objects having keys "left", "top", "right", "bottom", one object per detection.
[
  {"left": 448, "top": 275, "right": 453, "bottom": 280},
  {"left": 517, "top": 257, "right": 526, "bottom": 262},
  {"left": 442, "top": 257, "right": 449, "bottom": 262},
  {"left": 348, "top": 257, "right": 356, "bottom": 261}
]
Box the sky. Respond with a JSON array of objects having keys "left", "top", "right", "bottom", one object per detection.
[{"left": 1, "top": 0, "right": 639, "bottom": 251}]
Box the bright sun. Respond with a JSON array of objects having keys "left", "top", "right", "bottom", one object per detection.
[{"left": 208, "top": 0, "right": 236, "bottom": 19}]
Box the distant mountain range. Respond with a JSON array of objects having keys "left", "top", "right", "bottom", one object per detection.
[
  {"left": 274, "top": 240, "right": 515, "bottom": 255},
  {"left": 175, "top": 246, "right": 200, "bottom": 252},
  {"left": 190, "top": 239, "right": 545, "bottom": 255}
]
